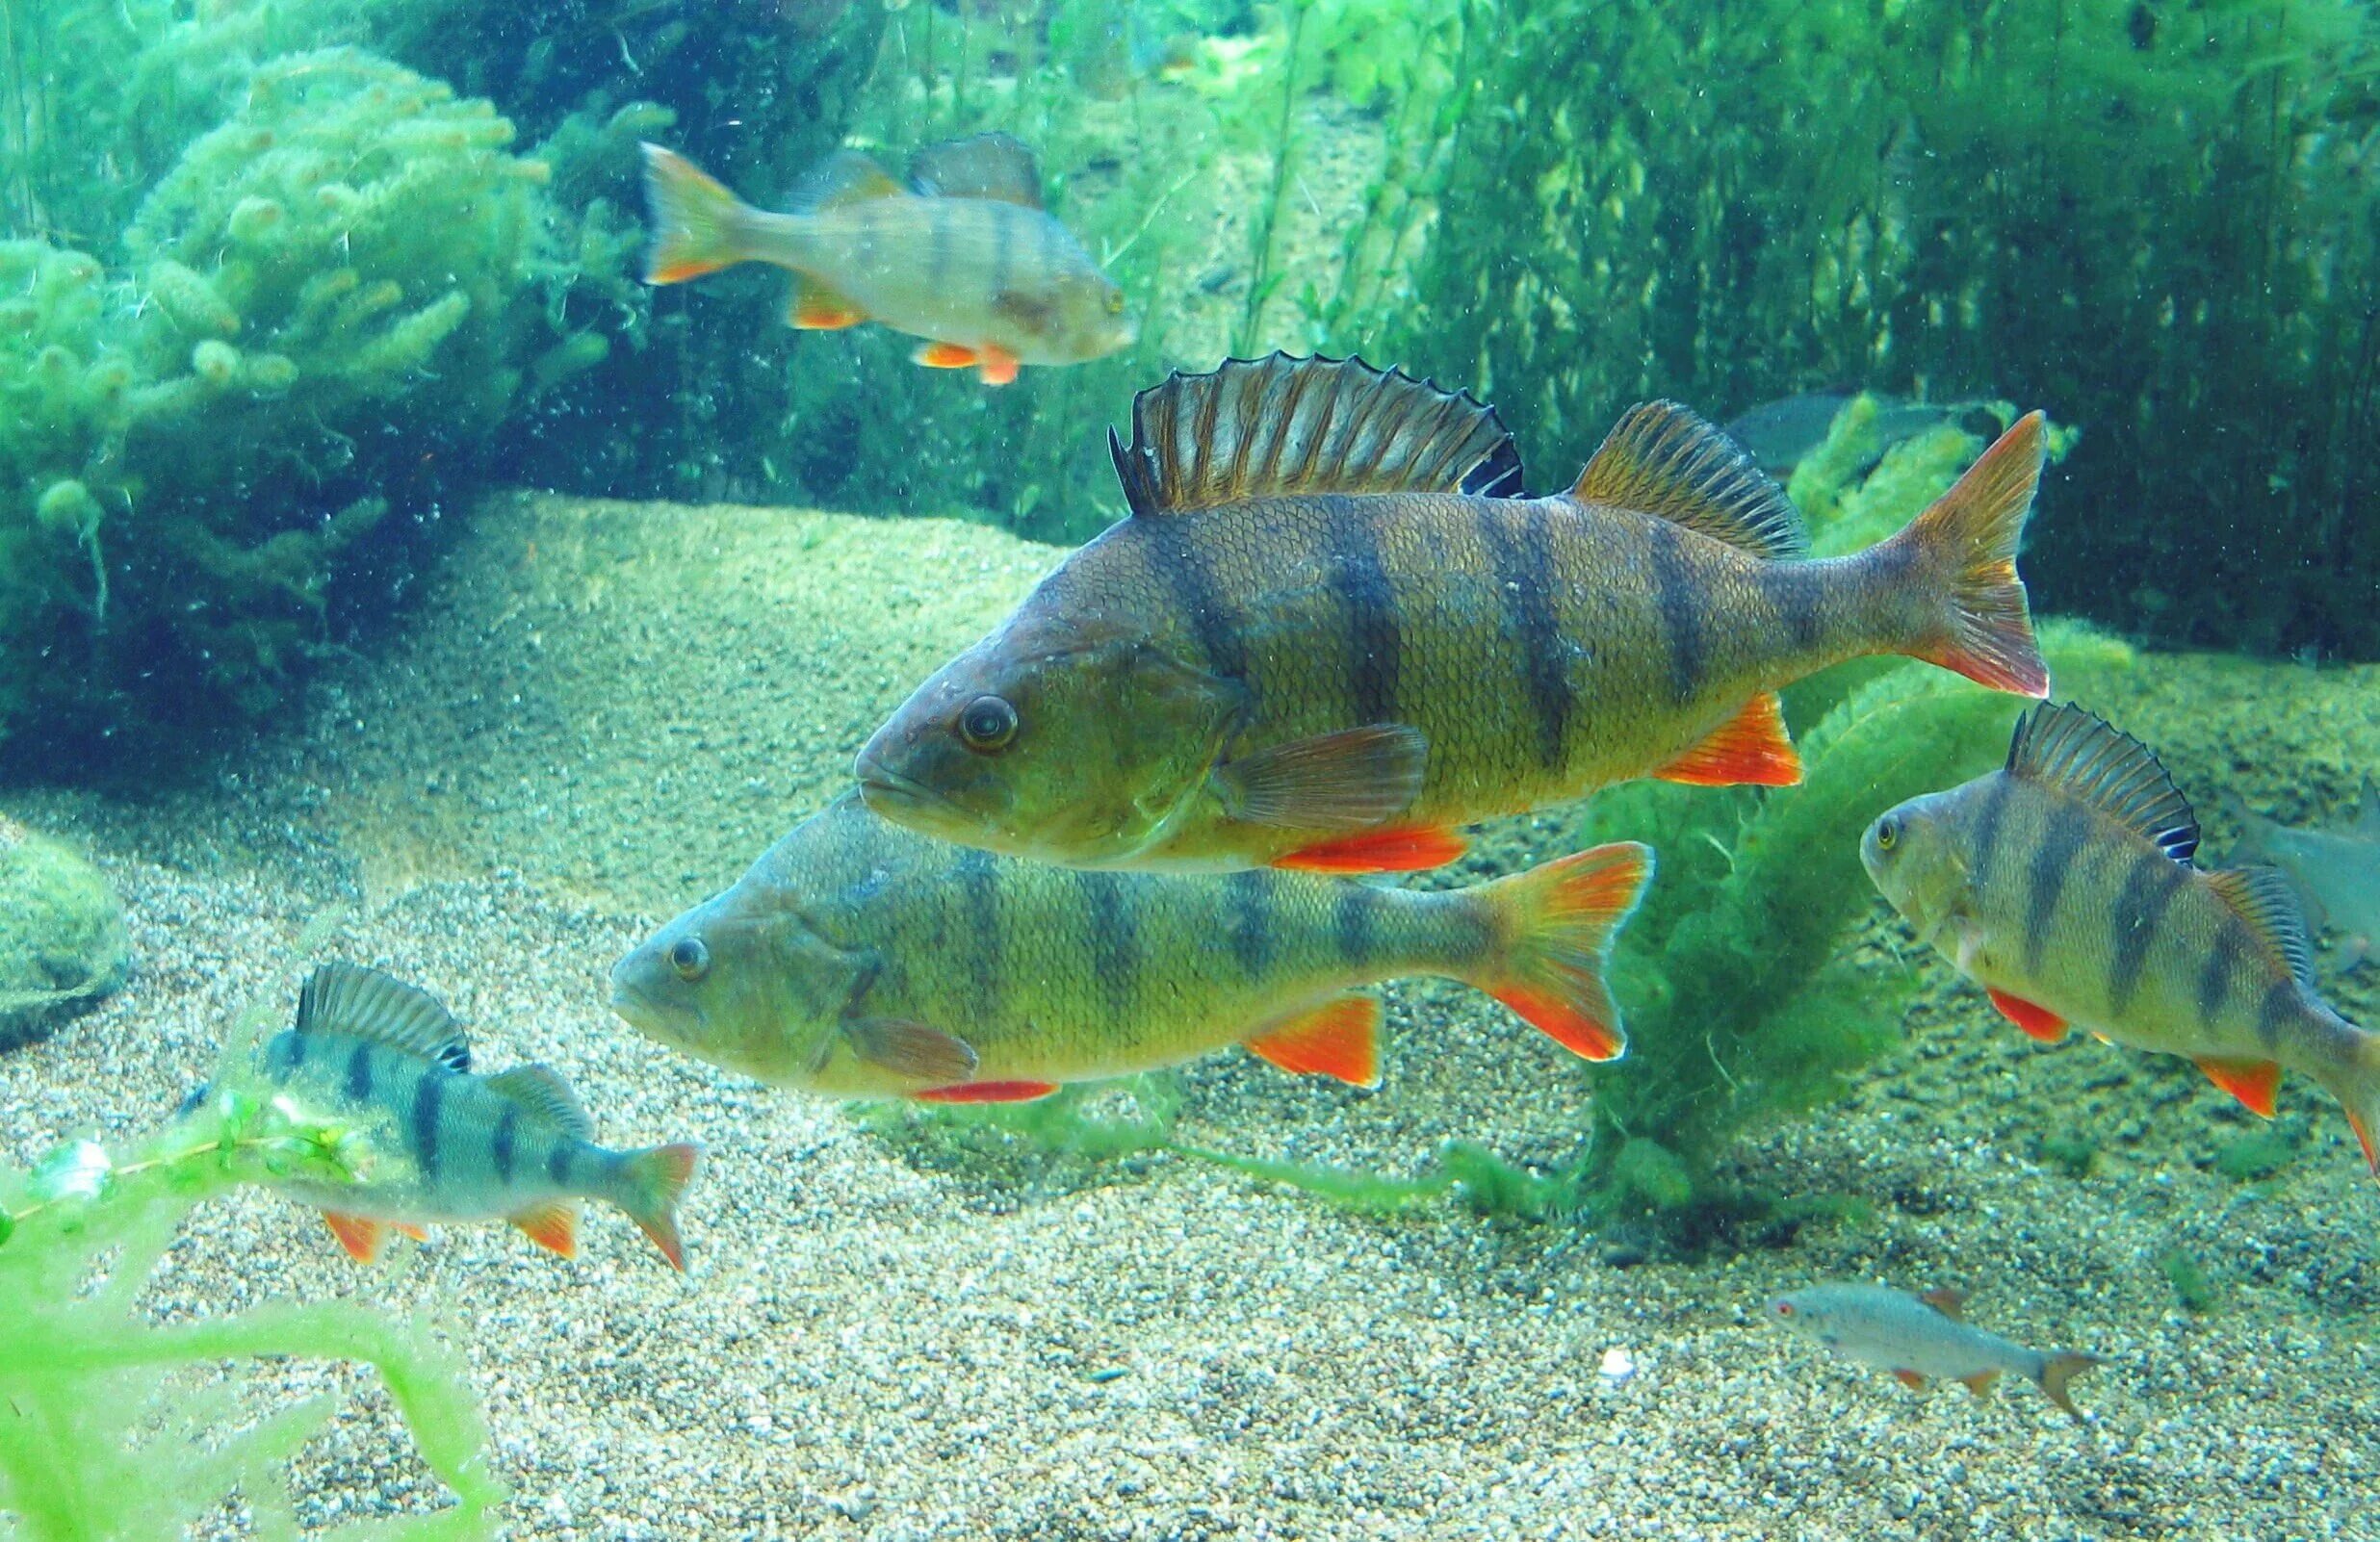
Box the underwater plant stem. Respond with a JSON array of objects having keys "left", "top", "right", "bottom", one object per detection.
[{"left": 1236, "top": 0, "right": 1308, "bottom": 356}]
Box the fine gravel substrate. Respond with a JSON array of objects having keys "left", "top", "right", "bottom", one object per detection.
[{"left": 2, "top": 492, "right": 2376, "bottom": 1539}]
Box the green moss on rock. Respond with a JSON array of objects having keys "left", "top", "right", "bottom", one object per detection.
[{"left": 0, "top": 818, "right": 129, "bottom": 1050}]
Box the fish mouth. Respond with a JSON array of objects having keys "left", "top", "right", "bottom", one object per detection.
[{"left": 854, "top": 759, "right": 945, "bottom": 817}]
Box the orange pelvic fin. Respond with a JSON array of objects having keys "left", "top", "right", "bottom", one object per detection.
[
  {"left": 2194, "top": 1056, "right": 2282, "bottom": 1118},
  {"left": 1892, "top": 1369, "right": 1927, "bottom": 1390},
  {"left": 1653, "top": 692, "right": 1801, "bottom": 787},
  {"left": 914, "top": 1079, "right": 1062, "bottom": 1103},
  {"left": 913, "top": 341, "right": 983, "bottom": 370},
  {"left": 1274, "top": 824, "right": 1466, "bottom": 874},
  {"left": 977, "top": 345, "right": 1021, "bottom": 386},
  {"left": 510, "top": 1199, "right": 582, "bottom": 1259},
  {"left": 1986, "top": 987, "right": 2068, "bottom": 1043},
  {"left": 322, "top": 1211, "right": 388, "bottom": 1264},
  {"left": 788, "top": 275, "right": 865, "bottom": 330},
  {"left": 1244, "top": 995, "right": 1383, "bottom": 1088},
  {"left": 1473, "top": 841, "right": 1656, "bottom": 1062}
]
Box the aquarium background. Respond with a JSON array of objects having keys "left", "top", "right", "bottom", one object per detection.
[{"left": 4, "top": 1, "right": 2380, "bottom": 1536}]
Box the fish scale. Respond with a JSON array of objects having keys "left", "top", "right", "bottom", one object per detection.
[
  {"left": 610, "top": 793, "right": 1653, "bottom": 1100},
  {"left": 856, "top": 354, "right": 2050, "bottom": 874}
]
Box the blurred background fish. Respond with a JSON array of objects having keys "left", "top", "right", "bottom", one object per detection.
[
  {"left": 1768, "top": 1283, "right": 2100, "bottom": 1422},
  {"left": 641, "top": 132, "right": 1135, "bottom": 385},
  {"left": 257, "top": 963, "right": 702, "bottom": 1269},
  {"left": 2230, "top": 781, "right": 2380, "bottom": 973},
  {"left": 609, "top": 793, "right": 1652, "bottom": 1101}
]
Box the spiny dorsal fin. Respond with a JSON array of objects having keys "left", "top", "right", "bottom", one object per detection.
[
  {"left": 1108, "top": 353, "right": 1524, "bottom": 517},
  {"left": 2005, "top": 702, "right": 2199, "bottom": 863},
  {"left": 1570, "top": 400, "right": 1809, "bottom": 559},
  {"left": 908, "top": 133, "right": 1044, "bottom": 208},
  {"left": 296, "top": 963, "right": 470, "bottom": 1072},
  {"left": 2207, "top": 866, "right": 2316, "bottom": 988},
  {"left": 483, "top": 1065, "right": 596, "bottom": 1138},
  {"left": 1919, "top": 1287, "right": 1967, "bottom": 1320},
  {"left": 789, "top": 149, "right": 908, "bottom": 215}
]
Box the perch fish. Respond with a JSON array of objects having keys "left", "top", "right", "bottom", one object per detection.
[
  {"left": 1768, "top": 1283, "right": 2100, "bottom": 1423},
  {"left": 857, "top": 352, "right": 2050, "bottom": 874},
  {"left": 1862, "top": 702, "right": 2380, "bottom": 1179},
  {"left": 260, "top": 963, "right": 702, "bottom": 1268},
  {"left": 608, "top": 792, "right": 1652, "bottom": 1100},
  {"left": 2230, "top": 781, "right": 2380, "bottom": 972},
  {"left": 640, "top": 133, "right": 1135, "bottom": 384}
]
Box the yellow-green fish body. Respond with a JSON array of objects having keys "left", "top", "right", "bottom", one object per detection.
[
  {"left": 609, "top": 793, "right": 1651, "bottom": 1099},
  {"left": 262, "top": 964, "right": 702, "bottom": 1267},
  {"left": 857, "top": 354, "right": 2049, "bottom": 873},
  {"left": 1864, "top": 703, "right": 2380, "bottom": 1176},
  {"left": 642, "top": 135, "right": 1134, "bottom": 383}
]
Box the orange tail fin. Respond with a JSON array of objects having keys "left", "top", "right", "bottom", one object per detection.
[
  {"left": 2318, "top": 1025, "right": 2380, "bottom": 1182},
  {"left": 1464, "top": 842, "right": 1654, "bottom": 1062},
  {"left": 1879, "top": 411, "right": 2051, "bottom": 697},
  {"left": 617, "top": 1141, "right": 703, "bottom": 1272},
  {"left": 641, "top": 143, "right": 752, "bottom": 285}
]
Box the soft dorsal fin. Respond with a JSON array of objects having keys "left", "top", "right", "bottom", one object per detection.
[
  {"left": 2005, "top": 703, "right": 2199, "bottom": 863},
  {"left": 1108, "top": 353, "right": 1524, "bottom": 517},
  {"left": 789, "top": 149, "right": 908, "bottom": 215},
  {"left": 1919, "top": 1287, "right": 1967, "bottom": 1320},
  {"left": 296, "top": 964, "right": 470, "bottom": 1072},
  {"left": 483, "top": 1065, "right": 596, "bottom": 1138},
  {"left": 2207, "top": 866, "right": 2316, "bottom": 988},
  {"left": 908, "top": 133, "right": 1044, "bottom": 208},
  {"left": 1570, "top": 400, "right": 1809, "bottom": 559}
]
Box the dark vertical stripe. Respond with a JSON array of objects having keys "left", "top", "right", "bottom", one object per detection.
[
  {"left": 1480, "top": 506, "right": 1571, "bottom": 768},
  {"left": 2022, "top": 801, "right": 2092, "bottom": 974},
  {"left": 409, "top": 1071, "right": 444, "bottom": 1182},
  {"left": 2197, "top": 924, "right": 2242, "bottom": 1022},
  {"left": 1333, "top": 885, "right": 1377, "bottom": 969},
  {"left": 956, "top": 848, "right": 1003, "bottom": 1008},
  {"left": 492, "top": 1105, "right": 518, "bottom": 1186},
  {"left": 1969, "top": 775, "right": 2013, "bottom": 887},
  {"left": 1139, "top": 517, "right": 1248, "bottom": 683},
  {"left": 1227, "top": 870, "right": 1273, "bottom": 978},
  {"left": 1322, "top": 496, "right": 1401, "bottom": 726},
  {"left": 1753, "top": 562, "right": 1824, "bottom": 652},
  {"left": 989, "top": 200, "right": 1015, "bottom": 308},
  {"left": 345, "top": 1041, "right": 375, "bottom": 1104},
  {"left": 2256, "top": 981, "right": 2296, "bottom": 1049},
  {"left": 547, "top": 1141, "right": 575, "bottom": 1187},
  {"left": 2108, "top": 850, "right": 2185, "bottom": 1014},
  {"left": 928, "top": 200, "right": 953, "bottom": 295},
  {"left": 1076, "top": 870, "right": 1138, "bottom": 1017},
  {"left": 277, "top": 1033, "right": 308, "bottom": 1071},
  {"left": 1646, "top": 520, "right": 1705, "bottom": 707}
]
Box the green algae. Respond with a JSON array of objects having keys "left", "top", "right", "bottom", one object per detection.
[
  {"left": 0, "top": 1009, "right": 501, "bottom": 1539},
  {"left": 0, "top": 819, "right": 128, "bottom": 1050}
]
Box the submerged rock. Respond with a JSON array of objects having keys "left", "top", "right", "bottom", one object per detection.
[{"left": 0, "top": 817, "right": 129, "bottom": 1049}]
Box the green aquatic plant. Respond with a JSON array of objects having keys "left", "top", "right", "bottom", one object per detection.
[
  {"left": 0, "top": 1024, "right": 501, "bottom": 1538},
  {"left": 2158, "top": 1246, "right": 2223, "bottom": 1315},
  {"left": 2212, "top": 1118, "right": 2308, "bottom": 1184}
]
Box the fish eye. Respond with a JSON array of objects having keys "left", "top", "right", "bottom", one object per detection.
[
  {"left": 1104, "top": 291, "right": 1125, "bottom": 315},
  {"left": 958, "top": 694, "right": 1019, "bottom": 754},
  {"left": 1774, "top": 1301, "right": 1795, "bottom": 1317},
  {"left": 668, "top": 937, "right": 710, "bottom": 982},
  {"left": 1874, "top": 815, "right": 1900, "bottom": 852}
]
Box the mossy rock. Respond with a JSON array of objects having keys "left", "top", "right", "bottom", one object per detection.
[{"left": 0, "top": 818, "right": 128, "bottom": 1049}]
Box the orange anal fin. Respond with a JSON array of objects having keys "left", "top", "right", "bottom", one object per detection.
[
  {"left": 1244, "top": 996, "right": 1382, "bottom": 1088},
  {"left": 791, "top": 299, "right": 865, "bottom": 330},
  {"left": 2194, "top": 1056, "right": 2282, "bottom": 1118},
  {"left": 914, "top": 1079, "right": 1061, "bottom": 1103},
  {"left": 390, "top": 1221, "right": 428, "bottom": 1242},
  {"left": 1274, "top": 825, "right": 1467, "bottom": 875},
  {"left": 2344, "top": 1107, "right": 2380, "bottom": 1176},
  {"left": 510, "top": 1199, "right": 581, "bottom": 1259},
  {"left": 977, "top": 346, "right": 1021, "bottom": 386},
  {"left": 1893, "top": 1369, "right": 1927, "bottom": 1390},
  {"left": 1491, "top": 986, "right": 1622, "bottom": 1062},
  {"left": 322, "top": 1211, "right": 388, "bottom": 1264},
  {"left": 1960, "top": 1370, "right": 2001, "bottom": 1396},
  {"left": 1986, "top": 988, "right": 2068, "bottom": 1043},
  {"left": 1653, "top": 693, "right": 1801, "bottom": 787},
  {"left": 913, "top": 342, "right": 982, "bottom": 370}
]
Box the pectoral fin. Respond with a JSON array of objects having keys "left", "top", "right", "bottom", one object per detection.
[
  {"left": 1986, "top": 988, "right": 2068, "bottom": 1043},
  {"left": 844, "top": 1018, "right": 980, "bottom": 1085},
  {"left": 1213, "top": 725, "right": 1429, "bottom": 832},
  {"left": 2194, "top": 1055, "right": 2282, "bottom": 1118}
]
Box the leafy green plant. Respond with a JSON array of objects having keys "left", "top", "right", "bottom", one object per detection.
[{"left": 0, "top": 1015, "right": 502, "bottom": 1539}]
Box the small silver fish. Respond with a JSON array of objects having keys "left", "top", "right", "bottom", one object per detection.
[
  {"left": 2233, "top": 781, "right": 2380, "bottom": 972},
  {"left": 1768, "top": 1283, "right": 2100, "bottom": 1422}
]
